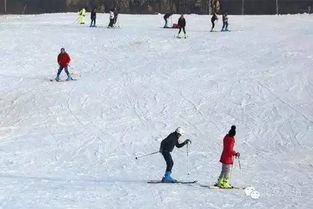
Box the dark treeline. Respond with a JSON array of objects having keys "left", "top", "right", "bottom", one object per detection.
[{"left": 0, "top": 0, "right": 312, "bottom": 14}]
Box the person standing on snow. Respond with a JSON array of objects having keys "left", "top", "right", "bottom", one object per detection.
[
  {"left": 215, "top": 125, "right": 240, "bottom": 188},
  {"left": 90, "top": 8, "right": 97, "bottom": 27},
  {"left": 108, "top": 9, "right": 115, "bottom": 28},
  {"left": 210, "top": 12, "right": 218, "bottom": 32},
  {"left": 113, "top": 8, "right": 119, "bottom": 26},
  {"left": 163, "top": 12, "right": 172, "bottom": 28},
  {"left": 159, "top": 127, "right": 191, "bottom": 182},
  {"left": 79, "top": 8, "right": 86, "bottom": 24},
  {"left": 55, "top": 48, "right": 72, "bottom": 81},
  {"left": 177, "top": 14, "right": 187, "bottom": 38},
  {"left": 221, "top": 12, "right": 229, "bottom": 31}
]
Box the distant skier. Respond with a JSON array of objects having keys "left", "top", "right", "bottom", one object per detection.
[
  {"left": 159, "top": 127, "right": 191, "bottom": 182},
  {"left": 108, "top": 9, "right": 115, "bottom": 28},
  {"left": 210, "top": 12, "right": 218, "bottom": 32},
  {"left": 177, "top": 14, "right": 187, "bottom": 38},
  {"left": 163, "top": 12, "right": 172, "bottom": 28},
  {"left": 55, "top": 48, "right": 72, "bottom": 81},
  {"left": 79, "top": 8, "right": 86, "bottom": 24},
  {"left": 221, "top": 12, "right": 229, "bottom": 31},
  {"left": 90, "top": 8, "right": 96, "bottom": 27},
  {"left": 215, "top": 125, "right": 240, "bottom": 188},
  {"left": 113, "top": 8, "right": 119, "bottom": 26}
]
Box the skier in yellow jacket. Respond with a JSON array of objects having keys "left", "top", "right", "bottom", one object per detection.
[{"left": 79, "top": 8, "right": 86, "bottom": 24}]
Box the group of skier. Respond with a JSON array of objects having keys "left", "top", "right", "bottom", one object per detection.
[
  {"left": 78, "top": 7, "right": 119, "bottom": 28},
  {"left": 159, "top": 125, "right": 239, "bottom": 189},
  {"left": 163, "top": 11, "right": 229, "bottom": 35}
]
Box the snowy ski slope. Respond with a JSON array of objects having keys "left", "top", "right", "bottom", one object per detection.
[{"left": 0, "top": 13, "right": 313, "bottom": 209}]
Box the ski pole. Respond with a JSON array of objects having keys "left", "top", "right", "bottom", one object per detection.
[
  {"left": 135, "top": 151, "right": 159, "bottom": 160},
  {"left": 187, "top": 143, "right": 190, "bottom": 175},
  {"left": 238, "top": 157, "right": 241, "bottom": 170}
]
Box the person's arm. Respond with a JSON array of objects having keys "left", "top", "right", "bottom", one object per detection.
[
  {"left": 176, "top": 139, "right": 191, "bottom": 148},
  {"left": 57, "top": 54, "right": 61, "bottom": 65},
  {"left": 66, "top": 54, "right": 71, "bottom": 66}
]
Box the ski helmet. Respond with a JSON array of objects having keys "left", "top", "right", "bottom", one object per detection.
[{"left": 175, "top": 127, "right": 185, "bottom": 136}]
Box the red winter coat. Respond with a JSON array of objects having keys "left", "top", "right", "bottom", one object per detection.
[
  {"left": 58, "top": 52, "right": 71, "bottom": 67},
  {"left": 220, "top": 135, "right": 237, "bottom": 164}
]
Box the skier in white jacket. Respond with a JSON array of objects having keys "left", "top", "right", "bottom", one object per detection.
[{"left": 108, "top": 9, "right": 115, "bottom": 28}]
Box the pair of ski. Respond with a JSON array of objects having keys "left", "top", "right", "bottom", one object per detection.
[
  {"left": 49, "top": 79, "right": 77, "bottom": 82},
  {"left": 148, "top": 180, "right": 244, "bottom": 190}
]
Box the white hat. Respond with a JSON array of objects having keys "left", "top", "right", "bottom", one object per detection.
[{"left": 175, "top": 127, "right": 185, "bottom": 136}]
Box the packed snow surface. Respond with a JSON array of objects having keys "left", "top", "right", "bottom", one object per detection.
[{"left": 0, "top": 13, "right": 313, "bottom": 209}]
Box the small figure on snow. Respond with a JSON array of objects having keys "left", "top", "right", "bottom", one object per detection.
[
  {"left": 215, "top": 125, "right": 240, "bottom": 188},
  {"left": 90, "top": 8, "right": 97, "bottom": 27},
  {"left": 159, "top": 127, "right": 191, "bottom": 182},
  {"left": 221, "top": 12, "right": 229, "bottom": 31},
  {"left": 163, "top": 12, "right": 172, "bottom": 28},
  {"left": 177, "top": 14, "right": 187, "bottom": 38},
  {"left": 108, "top": 9, "right": 115, "bottom": 28},
  {"left": 79, "top": 8, "right": 86, "bottom": 24},
  {"left": 113, "top": 8, "right": 119, "bottom": 26},
  {"left": 210, "top": 12, "right": 218, "bottom": 32},
  {"left": 55, "top": 48, "right": 72, "bottom": 81}
]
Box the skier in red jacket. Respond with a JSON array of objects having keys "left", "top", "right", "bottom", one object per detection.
[
  {"left": 216, "top": 125, "right": 240, "bottom": 188},
  {"left": 55, "top": 48, "right": 72, "bottom": 81}
]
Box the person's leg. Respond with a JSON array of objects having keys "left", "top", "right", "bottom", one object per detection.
[
  {"left": 55, "top": 66, "right": 63, "bottom": 81},
  {"left": 222, "top": 164, "right": 232, "bottom": 188},
  {"left": 183, "top": 26, "right": 186, "bottom": 34},
  {"left": 162, "top": 152, "right": 174, "bottom": 173},
  {"left": 162, "top": 152, "right": 176, "bottom": 182},
  {"left": 225, "top": 22, "right": 228, "bottom": 30},
  {"left": 178, "top": 27, "right": 182, "bottom": 36},
  {"left": 64, "top": 66, "right": 73, "bottom": 81}
]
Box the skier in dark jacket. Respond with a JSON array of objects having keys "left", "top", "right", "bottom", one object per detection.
[
  {"left": 221, "top": 12, "right": 229, "bottom": 31},
  {"left": 177, "top": 14, "right": 187, "bottom": 38},
  {"left": 113, "top": 8, "right": 119, "bottom": 25},
  {"left": 211, "top": 12, "right": 218, "bottom": 32},
  {"left": 163, "top": 12, "right": 172, "bottom": 28},
  {"left": 90, "top": 8, "right": 96, "bottom": 27},
  {"left": 159, "top": 127, "right": 191, "bottom": 182}
]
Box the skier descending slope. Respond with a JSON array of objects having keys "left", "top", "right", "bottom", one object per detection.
[
  {"left": 55, "top": 48, "right": 73, "bottom": 81},
  {"left": 211, "top": 12, "right": 218, "bottom": 32},
  {"left": 221, "top": 12, "right": 229, "bottom": 31},
  {"left": 108, "top": 9, "right": 115, "bottom": 28},
  {"left": 215, "top": 125, "right": 240, "bottom": 188},
  {"left": 79, "top": 8, "right": 86, "bottom": 24},
  {"left": 90, "top": 8, "right": 96, "bottom": 27},
  {"left": 177, "top": 15, "right": 187, "bottom": 38},
  {"left": 159, "top": 127, "right": 191, "bottom": 182},
  {"left": 163, "top": 12, "right": 172, "bottom": 28}
]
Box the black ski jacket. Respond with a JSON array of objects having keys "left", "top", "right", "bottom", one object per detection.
[
  {"left": 160, "top": 132, "right": 186, "bottom": 152},
  {"left": 178, "top": 17, "right": 186, "bottom": 27},
  {"left": 91, "top": 10, "right": 96, "bottom": 19}
]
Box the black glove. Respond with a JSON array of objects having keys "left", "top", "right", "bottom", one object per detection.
[
  {"left": 185, "top": 139, "right": 192, "bottom": 144},
  {"left": 235, "top": 152, "right": 240, "bottom": 158}
]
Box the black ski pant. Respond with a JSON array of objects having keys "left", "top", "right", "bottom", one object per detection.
[
  {"left": 178, "top": 26, "right": 186, "bottom": 34},
  {"left": 211, "top": 20, "right": 215, "bottom": 30},
  {"left": 222, "top": 22, "right": 228, "bottom": 30},
  {"left": 164, "top": 17, "right": 168, "bottom": 27},
  {"left": 162, "top": 151, "right": 174, "bottom": 173},
  {"left": 57, "top": 66, "right": 69, "bottom": 76},
  {"left": 90, "top": 18, "right": 96, "bottom": 27},
  {"left": 108, "top": 19, "right": 114, "bottom": 27}
]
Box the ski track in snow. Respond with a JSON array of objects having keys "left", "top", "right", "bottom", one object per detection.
[{"left": 0, "top": 13, "right": 313, "bottom": 209}]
